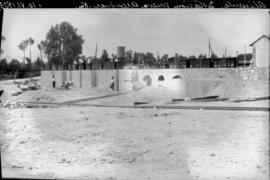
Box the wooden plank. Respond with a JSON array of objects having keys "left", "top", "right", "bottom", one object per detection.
[
  {"left": 192, "top": 97, "right": 229, "bottom": 102},
  {"left": 191, "top": 95, "right": 219, "bottom": 101},
  {"left": 233, "top": 96, "right": 270, "bottom": 102},
  {"left": 20, "top": 101, "right": 270, "bottom": 112},
  {"left": 172, "top": 98, "right": 185, "bottom": 102},
  {"left": 62, "top": 92, "right": 129, "bottom": 104},
  {"left": 134, "top": 101, "right": 151, "bottom": 105}
]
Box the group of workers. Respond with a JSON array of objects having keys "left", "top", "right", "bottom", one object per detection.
[{"left": 52, "top": 75, "right": 115, "bottom": 91}]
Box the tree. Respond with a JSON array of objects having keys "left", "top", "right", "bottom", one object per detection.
[
  {"left": 133, "top": 52, "right": 140, "bottom": 64},
  {"left": 168, "top": 57, "right": 175, "bottom": 63},
  {"left": 145, "top": 52, "right": 156, "bottom": 67},
  {"left": 0, "top": 58, "right": 8, "bottom": 74},
  {"left": 211, "top": 51, "right": 218, "bottom": 58},
  {"left": 9, "top": 59, "right": 21, "bottom": 74},
  {"left": 25, "top": 38, "right": 34, "bottom": 78},
  {"left": 34, "top": 57, "right": 45, "bottom": 70},
  {"left": 18, "top": 40, "right": 27, "bottom": 64},
  {"left": 100, "top": 49, "right": 109, "bottom": 62},
  {"left": 44, "top": 21, "right": 84, "bottom": 66},
  {"left": 0, "top": 36, "right": 6, "bottom": 56},
  {"left": 26, "top": 37, "right": 35, "bottom": 62},
  {"left": 37, "top": 40, "right": 45, "bottom": 61},
  {"left": 198, "top": 54, "right": 207, "bottom": 59},
  {"left": 125, "top": 50, "right": 133, "bottom": 63},
  {"left": 138, "top": 53, "right": 146, "bottom": 65},
  {"left": 178, "top": 55, "right": 188, "bottom": 60},
  {"left": 161, "top": 54, "right": 168, "bottom": 63},
  {"left": 188, "top": 55, "right": 196, "bottom": 59}
]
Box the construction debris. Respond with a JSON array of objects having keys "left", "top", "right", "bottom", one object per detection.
[
  {"left": 3, "top": 101, "right": 26, "bottom": 109},
  {"left": 18, "top": 84, "right": 29, "bottom": 91},
  {"left": 15, "top": 78, "right": 41, "bottom": 91},
  {"left": 28, "top": 82, "right": 41, "bottom": 90}
]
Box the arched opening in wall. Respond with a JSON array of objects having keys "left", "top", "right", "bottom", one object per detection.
[
  {"left": 158, "top": 75, "right": 165, "bottom": 81},
  {"left": 172, "top": 75, "right": 183, "bottom": 79},
  {"left": 143, "top": 75, "right": 152, "bottom": 86}
]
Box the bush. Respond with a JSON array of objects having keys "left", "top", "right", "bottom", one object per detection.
[
  {"left": 25, "top": 71, "right": 41, "bottom": 78},
  {"left": 0, "top": 74, "right": 11, "bottom": 81}
]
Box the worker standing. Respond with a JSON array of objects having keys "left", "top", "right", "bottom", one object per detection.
[
  {"left": 109, "top": 76, "right": 115, "bottom": 92},
  {"left": 52, "top": 75, "right": 56, "bottom": 88}
]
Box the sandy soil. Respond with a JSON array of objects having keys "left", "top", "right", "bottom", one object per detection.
[
  {"left": 0, "top": 107, "right": 269, "bottom": 180},
  {"left": 0, "top": 74, "right": 269, "bottom": 179}
]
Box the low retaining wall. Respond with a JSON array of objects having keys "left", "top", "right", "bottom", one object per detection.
[{"left": 41, "top": 67, "right": 269, "bottom": 97}]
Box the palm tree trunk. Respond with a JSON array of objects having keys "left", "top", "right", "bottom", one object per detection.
[
  {"left": 40, "top": 50, "right": 43, "bottom": 70},
  {"left": 40, "top": 50, "right": 42, "bottom": 61},
  {"left": 29, "top": 45, "right": 31, "bottom": 63},
  {"left": 30, "top": 46, "right": 32, "bottom": 78},
  {"left": 23, "top": 51, "right": 25, "bottom": 65}
]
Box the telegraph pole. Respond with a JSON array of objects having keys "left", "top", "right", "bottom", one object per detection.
[
  {"left": 61, "top": 38, "right": 66, "bottom": 83},
  {"left": 95, "top": 43, "right": 98, "bottom": 60},
  {"left": 208, "top": 38, "right": 211, "bottom": 58},
  {"left": 244, "top": 45, "right": 247, "bottom": 67}
]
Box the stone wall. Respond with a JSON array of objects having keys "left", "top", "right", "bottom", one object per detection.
[{"left": 41, "top": 67, "right": 269, "bottom": 93}]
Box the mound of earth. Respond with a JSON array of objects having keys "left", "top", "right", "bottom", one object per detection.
[
  {"left": 183, "top": 79, "right": 224, "bottom": 98},
  {"left": 207, "top": 79, "right": 269, "bottom": 100},
  {"left": 16, "top": 91, "right": 56, "bottom": 102},
  {"left": 0, "top": 84, "right": 23, "bottom": 103}
]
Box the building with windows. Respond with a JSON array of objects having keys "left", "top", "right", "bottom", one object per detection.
[
  {"left": 237, "top": 53, "right": 253, "bottom": 67},
  {"left": 249, "top": 35, "right": 270, "bottom": 67}
]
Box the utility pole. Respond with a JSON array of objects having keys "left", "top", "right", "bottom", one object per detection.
[
  {"left": 244, "top": 45, "right": 247, "bottom": 67},
  {"left": 208, "top": 38, "right": 211, "bottom": 58},
  {"left": 61, "top": 38, "right": 66, "bottom": 83},
  {"left": 61, "top": 38, "right": 64, "bottom": 68},
  {"left": 236, "top": 50, "right": 239, "bottom": 67},
  {"left": 95, "top": 43, "right": 98, "bottom": 60},
  {"left": 224, "top": 46, "right": 227, "bottom": 58}
]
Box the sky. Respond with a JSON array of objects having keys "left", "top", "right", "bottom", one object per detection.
[{"left": 1, "top": 9, "right": 269, "bottom": 62}]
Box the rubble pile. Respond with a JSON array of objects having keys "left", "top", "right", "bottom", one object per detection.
[
  {"left": 2, "top": 101, "right": 26, "bottom": 109},
  {"left": 15, "top": 79, "right": 41, "bottom": 91}
]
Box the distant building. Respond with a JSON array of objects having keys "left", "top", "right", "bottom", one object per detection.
[
  {"left": 249, "top": 35, "right": 270, "bottom": 67},
  {"left": 237, "top": 53, "right": 253, "bottom": 67},
  {"left": 117, "top": 46, "right": 125, "bottom": 58}
]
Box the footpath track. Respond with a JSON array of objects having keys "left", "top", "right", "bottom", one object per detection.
[
  {"left": 61, "top": 92, "right": 129, "bottom": 104},
  {"left": 19, "top": 101, "right": 270, "bottom": 112}
]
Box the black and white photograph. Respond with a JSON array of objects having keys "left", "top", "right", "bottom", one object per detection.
[{"left": 0, "top": 9, "right": 269, "bottom": 179}]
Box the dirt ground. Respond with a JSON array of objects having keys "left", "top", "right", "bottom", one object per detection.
[{"left": 0, "top": 106, "right": 269, "bottom": 180}]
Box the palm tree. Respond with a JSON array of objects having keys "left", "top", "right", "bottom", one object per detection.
[
  {"left": 37, "top": 40, "right": 45, "bottom": 61},
  {"left": 26, "top": 38, "right": 35, "bottom": 78},
  {"left": 27, "top": 37, "right": 35, "bottom": 62},
  {"left": 18, "top": 41, "right": 27, "bottom": 65}
]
